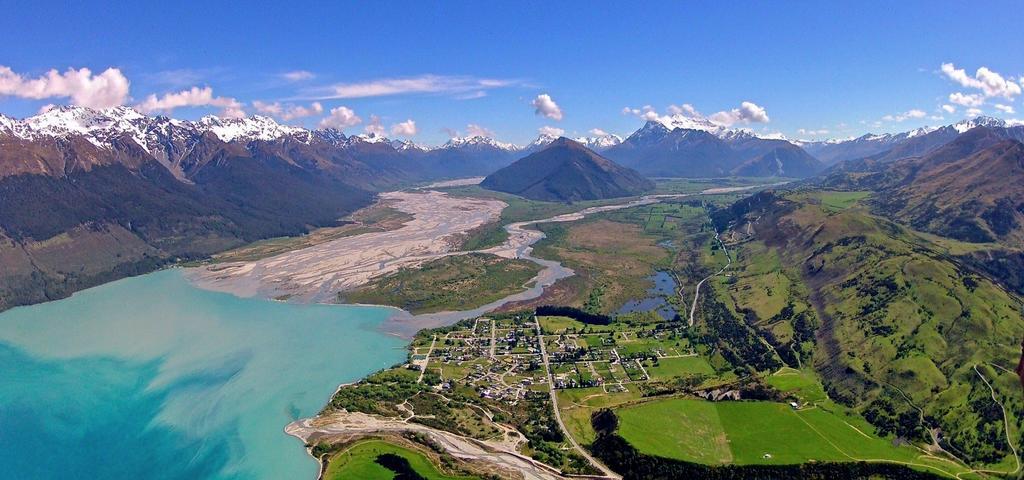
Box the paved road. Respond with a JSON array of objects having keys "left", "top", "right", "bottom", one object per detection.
[{"left": 534, "top": 320, "right": 621, "bottom": 479}]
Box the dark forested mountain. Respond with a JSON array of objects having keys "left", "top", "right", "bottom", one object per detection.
[
  {"left": 731, "top": 142, "right": 822, "bottom": 178},
  {"left": 481, "top": 138, "right": 654, "bottom": 202}
]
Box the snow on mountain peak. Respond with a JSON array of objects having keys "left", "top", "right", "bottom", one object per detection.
[
  {"left": 21, "top": 105, "right": 152, "bottom": 150},
  {"left": 443, "top": 135, "right": 520, "bottom": 151},
  {"left": 656, "top": 113, "right": 729, "bottom": 135},
  {"left": 637, "top": 114, "right": 787, "bottom": 142},
  {"left": 197, "top": 114, "right": 304, "bottom": 143},
  {"left": 573, "top": 133, "right": 623, "bottom": 150},
  {"left": 953, "top": 115, "right": 1006, "bottom": 133},
  {"left": 351, "top": 131, "right": 390, "bottom": 144},
  {"left": 390, "top": 138, "right": 427, "bottom": 151}
]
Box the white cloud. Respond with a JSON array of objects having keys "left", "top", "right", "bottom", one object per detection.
[
  {"left": 708, "top": 101, "right": 770, "bottom": 126},
  {"left": 221, "top": 105, "right": 246, "bottom": 119},
  {"left": 588, "top": 128, "right": 609, "bottom": 136},
  {"left": 666, "top": 103, "right": 700, "bottom": 117},
  {"left": 623, "top": 105, "right": 666, "bottom": 122},
  {"left": 364, "top": 115, "right": 385, "bottom": 137},
  {"left": 623, "top": 101, "right": 769, "bottom": 127},
  {"left": 315, "top": 74, "right": 518, "bottom": 99},
  {"left": 390, "top": 119, "right": 417, "bottom": 137},
  {"left": 941, "top": 104, "right": 957, "bottom": 114},
  {"left": 531, "top": 93, "right": 563, "bottom": 121},
  {"left": 941, "top": 63, "right": 1022, "bottom": 99},
  {"left": 136, "top": 86, "right": 243, "bottom": 117},
  {"left": 882, "top": 109, "right": 927, "bottom": 122},
  {"left": 318, "top": 106, "right": 361, "bottom": 129},
  {"left": 466, "top": 123, "right": 494, "bottom": 138},
  {"left": 966, "top": 108, "right": 984, "bottom": 118},
  {"left": 0, "top": 65, "right": 130, "bottom": 108},
  {"left": 538, "top": 126, "right": 565, "bottom": 137},
  {"left": 995, "top": 104, "right": 1015, "bottom": 114},
  {"left": 948, "top": 92, "right": 984, "bottom": 107},
  {"left": 252, "top": 101, "right": 323, "bottom": 121},
  {"left": 281, "top": 70, "right": 314, "bottom": 82},
  {"left": 797, "top": 128, "right": 830, "bottom": 136}
]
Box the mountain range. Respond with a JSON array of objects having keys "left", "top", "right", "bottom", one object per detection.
[
  {"left": 820, "top": 125, "right": 1024, "bottom": 243},
  {"left": 601, "top": 115, "right": 824, "bottom": 178},
  {"left": 1, "top": 104, "right": 1023, "bottom": 312}
]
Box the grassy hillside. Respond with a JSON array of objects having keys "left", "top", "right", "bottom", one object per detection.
[{"left": 714, "top": 189, "right": 1024, "bottom": 469}]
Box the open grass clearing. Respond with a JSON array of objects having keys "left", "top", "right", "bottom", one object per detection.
[
  {"left": 615, "top": 398, "right": 972, "bottom": 477},
  {"left": 645, "top": 356, "right": 715, "bottom": 380},
  {"left": 324, "top": 439, "right": 477, "bottom": 480}
]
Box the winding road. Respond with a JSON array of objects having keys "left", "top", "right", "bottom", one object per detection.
[
  {"left": 688, "top": 224, "right": 732, "bottom": 327},
  {"left": 534, "top": 319, "right": 621, "bottom": 479}
]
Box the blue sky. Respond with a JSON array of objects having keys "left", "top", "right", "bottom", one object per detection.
[{"left": 1, "top": 1, "right": 1023, "bottom": 144}]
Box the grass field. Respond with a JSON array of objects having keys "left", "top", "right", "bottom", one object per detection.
[
  {"left": 538, "top": 315, "right": 617, "bottom": 334},
  {"left": 765, "top": 367, "right": 829, "bottom": 404},
  {"left": 342, "top": 253, "right": 541, "bottom": 314},
  {"left": 617, "top": 397, "right": 733, "bottom": 464},
  {"left": 645, "top": 356, "right": 715, "bottom": 380},
  {"left": 531, "top": 219, "right": 673, "bottom": 313},
  {"left": 557, "top": 387, "right": 642, "bottom": 445},
  {"left": 324, "top": 440, "right": 477, "bottom": 480},
  {"left": 816, "top": 190, "right": 871, "bottom": 212},
  {"left": 615, "top": 398, "right": 975, "bottom": 477}
]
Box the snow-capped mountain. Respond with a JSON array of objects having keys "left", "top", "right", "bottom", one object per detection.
[
  {"left": 390, "top": 139, "right": 428, "bottom": 152},
  {"left": 13, "top": 105, "right": 154, "bottom": 151},
  {"left": 642, "top": 113, "right": 786, "bottom": 141},
  {"left": 309, "top": 128, "right": 348, "bottom": 147},
  {"left": 441, "top": 135, "right": 520, "bottom": 152},
  {"left": 654, "top": 113, "right": 730, "bottom": 136},
  {"left": 604, "top": 118, "right": 824, "bottom": 178},
  {"left": 574, "top": 133, "right": 623, "bottom": 151},
  {"left": 196, "top": 114, "right": 306, "bottom": 143},
  {"left": 525, "top": 132, "right": 560, "bottom": 151},
  {"left": 951, "top": 115, "right": 1008, "bottom": 133},
  {"left": 523, "top": 132, "right": 623, "bottom": 154},
  {"left": 348, "top": 132, "right": 391, "bottom": 145},
  {"left": 2, "top": 106, "right": 313, "bottom": 152},
  {"left": 800, "top": 116, "right": 1016, "bottom": 165}
]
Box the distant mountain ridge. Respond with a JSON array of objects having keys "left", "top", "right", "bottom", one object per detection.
[
  {"left": 821, "top": 126, "right": 1024, "bottom": 244},
  {"left": 601, "top": 120, "right": 824, "bottom": 178},
  {"left": 797, "top": 116, "right": 1017, "bottom": 165},
  {"left": 481, "top": 138, "right": 653, "bottom": 202},
  {"left": 3, "top": 104, "right": 1022, "bottom": 313}
]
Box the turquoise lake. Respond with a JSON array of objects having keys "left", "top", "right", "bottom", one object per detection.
[{"left": 0, "top": 269, "right": 407, "bottom": 480}]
